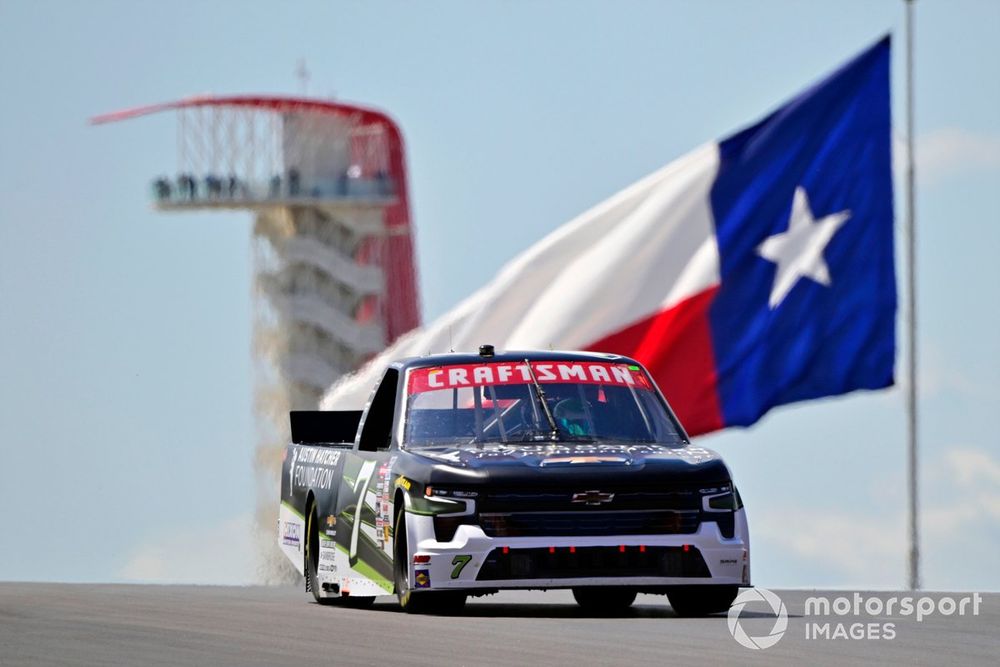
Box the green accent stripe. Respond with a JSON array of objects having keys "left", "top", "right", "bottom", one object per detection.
[{"left": 334, "top": 543, "right": 393, "bottom": 593}]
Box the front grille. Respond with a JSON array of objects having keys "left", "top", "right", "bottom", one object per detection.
[
  {"left": 480, "top": 487, "right": 704, "bottom": 513},
  {"left": 479, "top": 509, "right": 700, "bottom": 537},
  {"left": 476, "top": 545, "right": 711, "bottom": 580}
]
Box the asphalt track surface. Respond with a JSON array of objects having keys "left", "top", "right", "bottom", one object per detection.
[{"left": 0, "top": 584, "right": 996, "bottom": 666}]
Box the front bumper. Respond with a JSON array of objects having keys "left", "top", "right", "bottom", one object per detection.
[{"left": 404, "top": 509, "right": 750, "bottom": 591}]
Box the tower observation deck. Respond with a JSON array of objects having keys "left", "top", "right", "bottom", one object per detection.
[{"left": 93, "top": 96, "right": 420, "bottom": 580}]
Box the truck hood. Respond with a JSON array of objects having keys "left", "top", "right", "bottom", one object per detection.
[{"left": 408, "top": 442, "right": 731, "bottom": 486}]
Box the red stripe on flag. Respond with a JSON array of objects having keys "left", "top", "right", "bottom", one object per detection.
[{"left": 586, "top": 287, "right": 724, "bottom": 436}]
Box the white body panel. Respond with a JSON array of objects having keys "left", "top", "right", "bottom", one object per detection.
[{"left": 401, "top": 508, "right": 751, "bottom": 592}]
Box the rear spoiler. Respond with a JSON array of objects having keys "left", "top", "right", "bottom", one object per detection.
[{"left": 290, "top": 411, "right": 362, "bottom": 445}]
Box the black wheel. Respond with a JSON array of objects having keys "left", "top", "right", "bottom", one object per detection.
[
  {"left": 305, "top": 505, "right": 374, "bottom": 608},
  {"left": 666, "top": 585, "right": 739, "bottom": 617},
  {"left": 572, "top": 587, "right": 637, "bottom": 613},
  {"left": 393, "top": 509, "right": 466, "bottom": 614}
]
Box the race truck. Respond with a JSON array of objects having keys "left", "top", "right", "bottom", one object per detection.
[{"left": 278, "top": 347, "right": 750, "bottom": 615}]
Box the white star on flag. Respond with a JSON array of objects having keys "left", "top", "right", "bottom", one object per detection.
[{"left": 757, "top": 186, "right": 851, "bottom": 308}]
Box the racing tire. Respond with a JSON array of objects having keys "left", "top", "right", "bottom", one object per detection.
[
  {"left": 666, "top": 585, "right": 739, "bottom": 617},
  {"left": 571, "top": 587, "right": 637, "bottom": 613},
  {"left": 393, "top": 509, "right": 466, "bottom": 615},
  {"left": 305, "top": 505, "right": 374, "bottom": 608}
]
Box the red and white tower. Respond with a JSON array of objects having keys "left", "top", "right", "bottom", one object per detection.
[{"left": 94, "top": 96, "right": 420, "bottom": 579}]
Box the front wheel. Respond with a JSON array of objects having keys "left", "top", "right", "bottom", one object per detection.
[
  {"left": 305, "top": 506, "right": 374, "bottom": 608},
  {"left": 666, "top": 585, "right": 739, "bottom": 617},
  {"left": 572, "top": 587, "right": 637, "bottom": 613},
  {"left": 393, "top": 509, "right": 466, "bottom": 614}
]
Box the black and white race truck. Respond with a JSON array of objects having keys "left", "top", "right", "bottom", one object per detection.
[{"left": 278, "top": 348, "right": 750, "bottom": 614}]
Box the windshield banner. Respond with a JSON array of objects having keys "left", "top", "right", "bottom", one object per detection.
[{"left": 407, "top": 362, "right": 651, "bottom": 394}]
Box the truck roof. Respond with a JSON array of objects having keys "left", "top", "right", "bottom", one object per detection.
[{"left": 391, "top": 349, "right": 637, "bottom": 371}]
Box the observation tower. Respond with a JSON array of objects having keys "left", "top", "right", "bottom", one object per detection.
[{"left": 93, "top": 96, "right": 420, "bottom": 579}]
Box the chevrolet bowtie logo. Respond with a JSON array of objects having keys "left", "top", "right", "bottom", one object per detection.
[{"left": 571, "top": 490, "right": 615, "bottom": 506}]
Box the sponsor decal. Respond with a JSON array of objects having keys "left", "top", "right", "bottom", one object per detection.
[
  {"left": 720, "top": 558, "right": 738, "bottom": 565},
  {"left": 325, "top": 529, "right": 337, "bottom": 537},
  {"left": 396, "top": 476, "right": 412, "bottom": 491},
  {"left": 408, "top": 362, "right": 651, "bottom": 394},
  {"left": 374, "top": 456, "right": 397, "bottom": 551},
  {"left": 320, "top": 539, "right": 337, "bottom": 548},
  {"left": 298, "top": 448, "right": 343, "bottom": 467},
  {"left": 414, "top": 569, "right": 431, "bottom": 589},
  {"left": 319, "top": 550, "right": 337, "bottom": 562},
  {"left": 291, "top": 448, "right": 343, "bottom": 491},
  {"left": 570, "top": 490, "right": 616, "bottom": 506},
  {"left": 326, "top": 515, "right": 337, "bottom": 527},
  {"left": 294, "top": 465, "right": 337, "bottom": 491},
  {"left": 281, "top": 522, "right": 301, "bottom": 548},
  {"left": 319, "top": 563, "right": 337, "bottom": 573}
]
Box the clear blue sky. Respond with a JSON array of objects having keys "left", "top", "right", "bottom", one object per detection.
[{"left": 1, "top": 0, "right": 997, "bottom": 589}]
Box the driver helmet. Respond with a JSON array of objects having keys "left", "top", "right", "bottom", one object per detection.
[{"left": 553, "top": 398, "right": 591, "bottom": 436}]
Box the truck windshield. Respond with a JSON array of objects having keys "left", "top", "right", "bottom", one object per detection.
[{"left": 404, "top": 361, "right": 685, "bottom": 446}]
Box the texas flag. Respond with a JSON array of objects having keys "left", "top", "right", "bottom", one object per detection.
[{"left": 323, "top": 36, "right": 896, "bottom": 437}]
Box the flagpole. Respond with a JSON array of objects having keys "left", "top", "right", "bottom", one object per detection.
[{"left": 904, "top": 0, "right": 920, "bottom": 591}]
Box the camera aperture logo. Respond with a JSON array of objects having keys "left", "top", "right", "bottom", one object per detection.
[
  {"left": 727, "top": 588, "right": 788, "bottom": 650},
  {"left": 728, "top": 590, "right": 985, "bottom": 649}
]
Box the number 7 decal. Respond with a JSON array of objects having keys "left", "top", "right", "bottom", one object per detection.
[
  {"left": 451, "top": 555, "right": 472, "bottom": 579},
  {"left": 349, "top": 459, "right": 377, "bottom": 567}
]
